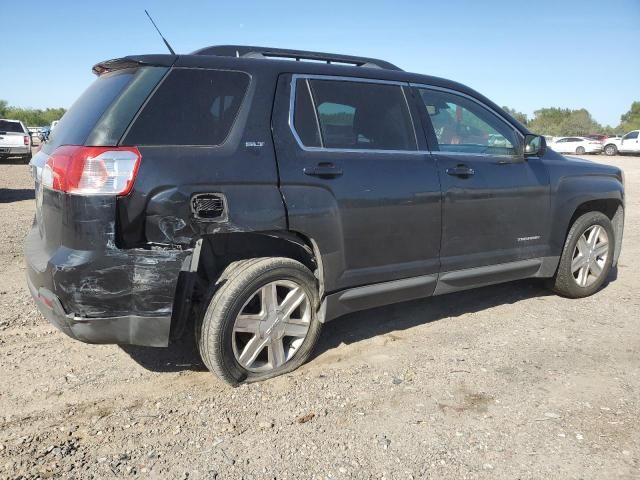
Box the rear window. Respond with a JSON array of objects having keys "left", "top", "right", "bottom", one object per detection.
[
  {"left": 0, "top": 121, "right": 25, "bottom": 134},
  {"left": 124, "top": 69, "right": 250, "bottom": 146},
  {"left": 43, "top": 67, "right": 167, "bottom": 153}
]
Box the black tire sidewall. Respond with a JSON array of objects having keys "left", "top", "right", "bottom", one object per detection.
[
  {"left": 202, "top": 259, "right": 321, "bottom": 385},
  {"left": 554, "top": 212, "right": 614, "bottom": 298}
]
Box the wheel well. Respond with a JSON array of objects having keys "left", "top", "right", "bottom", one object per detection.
[
  {"left": 566, "top": 199, "right": 624, "bottom": 264},
  {"left": 196, "top": 231, "right": 319, "bottom": 287},
  {"left": 569, "top": 199, "right": 620, "bottom": 226}
]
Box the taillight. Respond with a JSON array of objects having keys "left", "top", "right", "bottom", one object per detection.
[
  {"left": 24, "top": 135, "right": 29, "bottom": 145},
  {"left": 42, "top": 145, "right": 141, "bottom": 196}
]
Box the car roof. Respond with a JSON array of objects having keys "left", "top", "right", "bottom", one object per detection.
[{"left": 92, "top": 46, "right": 530, "bottom": 134}]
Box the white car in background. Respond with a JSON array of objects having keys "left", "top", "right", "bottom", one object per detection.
[
  {"left": 547, "top": 136, "right": 602, "bottom": 155},
  {"left": 0, "top": 119, "right": 32, "bottom": 163},
  {"left": 602, "top": 130, "right": 640, "bottom": 156}
]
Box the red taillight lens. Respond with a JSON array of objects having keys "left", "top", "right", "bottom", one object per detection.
[
  {"left": 24, "top": 135, "right": 29, "bottom": 145},
  {"left": 42, "top": 146, "right": 141, "bottom": 196}
]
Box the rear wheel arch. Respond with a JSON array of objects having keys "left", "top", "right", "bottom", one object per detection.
[
  {"left": 194, "top": 231, "right": 320, "bottom": 284},
  {"left": 171, "top": 231, "right": 323, "bottom": 341}
]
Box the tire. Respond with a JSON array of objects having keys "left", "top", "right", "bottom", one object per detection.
[
  {"left": 576, "top": 146, "right": 586, "bottom": 155},
  {"left": 548, "top": 211, "right": 614, "bottom": 298},
  {"left": 23, "top": 153, "right": 32, "bottom": 164},
  {"left": 196, "top": 257, "right": 322, "bottom": 385},
  {"left": 604, "top": 144, "right": 618, "bottom": 156}
]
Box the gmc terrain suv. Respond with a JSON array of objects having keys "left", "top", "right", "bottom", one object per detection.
[{"left": 26, "top": 46, "right": 625, "bottom": 385}]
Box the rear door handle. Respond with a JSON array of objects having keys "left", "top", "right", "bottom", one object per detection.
[
  {"left": 303, "top": 163, "right": 343, "bottom": 178},
  {"left": 446, "top": 165, "right": 475, "bottom": 177}
]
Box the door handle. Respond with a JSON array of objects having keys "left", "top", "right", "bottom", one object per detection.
[
  {"left": 446, "top": 165, "right": 475, "bottom": 177},
  {"left": 303, "top": 163, "right": 343, "bottom": 178}
]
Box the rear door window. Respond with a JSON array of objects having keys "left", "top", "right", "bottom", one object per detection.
[
  {"left": 293, "top": 78, "right": 417, "bottom": 151},
  {"left": 124, "top": 69, "right": 250, "bottom": 146}
]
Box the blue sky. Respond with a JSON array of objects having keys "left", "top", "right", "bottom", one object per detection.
[{"left": 1, "top": 0, "right": 638, "bottom": 127}]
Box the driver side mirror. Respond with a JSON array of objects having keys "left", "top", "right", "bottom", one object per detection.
[{"left": 524, "top": 134, "right": 546, "bottom": 157}]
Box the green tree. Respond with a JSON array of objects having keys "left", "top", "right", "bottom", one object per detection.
[
  {"left": 528, "top": 107, "right": 602, "bottom": 136},
  {"left": 618, "top": 101, "right": 640, "bottom": 132},
  {"left": 0, "top": 99, "right": 65, "bottom": 127},
  {"left": 502, "top": 106, "right": 528, "bottom": 126}
]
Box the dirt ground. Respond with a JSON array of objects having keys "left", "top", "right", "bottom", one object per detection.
[{"left": 0, "top": 155, "right": 638, "bottom": 480}]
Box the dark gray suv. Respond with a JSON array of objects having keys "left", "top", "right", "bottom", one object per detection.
[{"left": 26, "top": 46, "right": 624, "bottom": 385}]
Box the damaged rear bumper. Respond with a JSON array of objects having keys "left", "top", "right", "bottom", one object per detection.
[
  {"left": 25, "top": 225, "right": 191, "bottom": 347},
  {"left": 27, "top": 277, "right": 171, "bottom": 347}
]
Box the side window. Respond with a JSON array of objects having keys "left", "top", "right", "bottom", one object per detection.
[
  {"left": 418, "top": 89, "right": 519, "bottom": 156},
  {"left": 624, "top": 131, "right": 638, "bottom": 140},
  {"left": 293, "top": 79, "right": 417, "bottom": 151},
  {"left": 125, "top": 69, "right": 250, "bottom": 146}
]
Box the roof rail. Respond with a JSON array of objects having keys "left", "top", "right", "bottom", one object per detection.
[{"left": 191, "top": 45, "right": 403, "bottom": 71}]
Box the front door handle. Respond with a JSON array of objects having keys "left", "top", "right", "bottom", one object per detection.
[
  {"left": 446, "top": 165, "right": 475, "bottom": 177},
  {"left": 303, "top": 163, "right": 343, "bottom": 178}
]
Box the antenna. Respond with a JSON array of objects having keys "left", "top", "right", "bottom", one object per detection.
[{"left": 144, "top": 9, "right": 176, "bottom": 55}]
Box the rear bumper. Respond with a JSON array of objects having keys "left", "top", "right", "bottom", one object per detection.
[
  {"left": 25, "top": 224, "right": 191, "bottom": 347},
  {"left": 27, "top": 276, "right": 172, "bottom": 347},
  {"left": 0, "top": 146, "right": 29, "bottom": 157}
]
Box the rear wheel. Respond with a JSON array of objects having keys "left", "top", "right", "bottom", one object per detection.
[
  {"left": 196, "top": 257, "right": 322, "bottom": 385},
  {"left": 575, "top": 146, "right": 586, "bottom": 155},
  {"left": 23, "top": 153, "right": 32, "bottom": 164},
  {"left": 548, "top": 211, "right": 614, "bottom": 298},
  {"left": 604, "top": 144, "right": 618, "bottom": 156}
]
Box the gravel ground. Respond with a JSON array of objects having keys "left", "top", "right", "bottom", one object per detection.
[{"left": 0, "top": 155, "right": 638, "bottom": 479}]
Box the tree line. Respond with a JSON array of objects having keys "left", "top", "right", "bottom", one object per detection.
[
  {"left": 503, "top": 102, "right": 640, "bottom": 137},
  {"left": 0, "top": 100, "right": 66, "bottom": 128}
]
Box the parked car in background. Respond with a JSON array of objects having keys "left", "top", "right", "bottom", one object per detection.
[
  {"left": 602, "top": 130, "right": 640, "bottom": 156},
  {"left": 547, "top": 136, "right": 603, "bottom": 155},
  {"left": 0, "top": 119, "right": 32, "bottom": 163}
]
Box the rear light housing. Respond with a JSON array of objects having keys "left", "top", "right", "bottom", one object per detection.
[
  {"left": 42, "top": 145, "right": 141, "bottom": 196},
  {"left": 24, "top": 135, "right": 29, "bottom": 145}
]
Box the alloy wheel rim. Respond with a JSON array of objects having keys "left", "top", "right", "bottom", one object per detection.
[
  {"left": 571, "top": 224, "right": 609, "bottom": 287},
  {"left": 232, "top": 280, "right": 311, "bottom": 372}
]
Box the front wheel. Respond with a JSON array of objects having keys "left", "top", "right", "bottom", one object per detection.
[
  {"left": 604, "top": 144, "right": 618, "bottom": 156},
  {"left": 548, "top": 211, "right": 614, "bottom": 298},
  {"left": 197, "top": 257, "right": 322, "bottom": 385},
  {"left": 576, "top": 146, "right": 586, "bottom": 155}
]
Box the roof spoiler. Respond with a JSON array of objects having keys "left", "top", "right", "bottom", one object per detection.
[
  {"left": 92, "top": 55, "right": 177, "bottom": 76},
  {"left": 191, "top": 45, "right": 403, "bottom": 71}
]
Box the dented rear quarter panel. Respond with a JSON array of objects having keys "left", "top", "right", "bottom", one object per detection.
[{"left": 116, "top": 65, "right": 287, "bottom": 248}]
